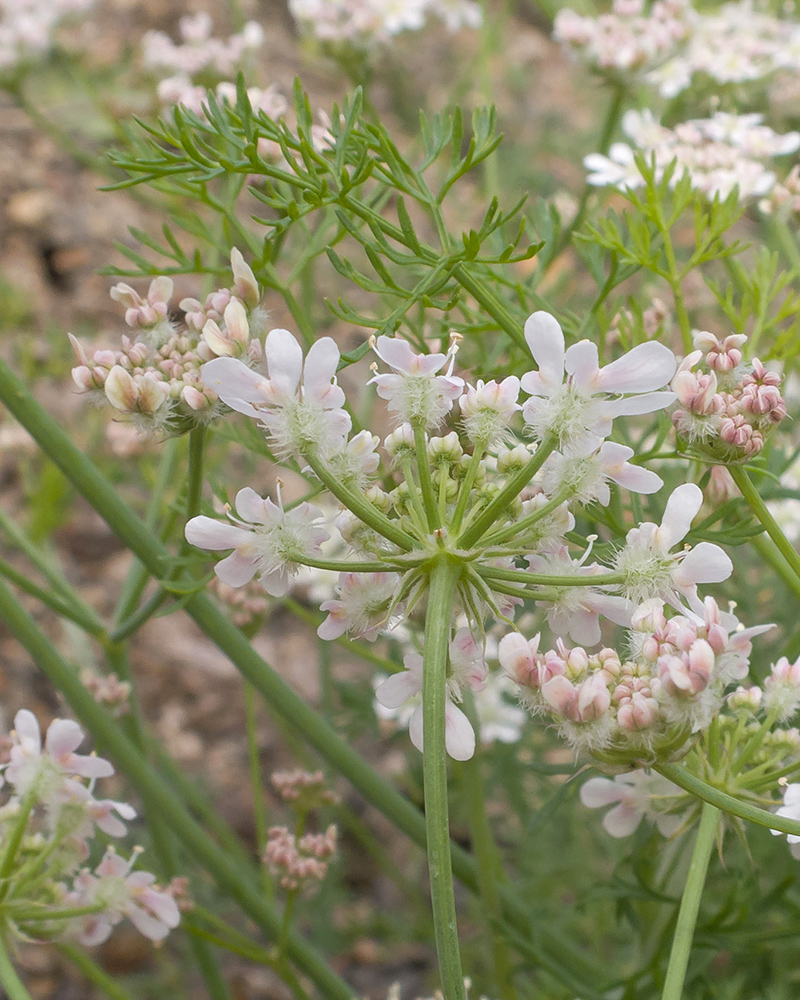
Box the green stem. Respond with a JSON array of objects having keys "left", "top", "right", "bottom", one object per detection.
[
  {"left": 477, "top": 566, "right": 625, "bottom": 588},
  {"left": 58, "top": 944, "right": 138, "bottom": 1000},
  {"left": 0, "top": 936, "right": 33, "bottom": 1000},
  {"left": 656, "top": 763, "right": 800, "bottom": 836},
  {"left": 414, "top": 422, "right": 440, "bottom": 530},
  {"left": 660, "top": 802, "right": 720, "bottom": 1000},
  {"left": 450, "top": 444, "right": 486, "bottom": 534},
  {"left": 302, "top": 450, "right": 416, "bottom": 551},
  {"left": 244, "top": 679, "right": 272, "bottom": 897},
  {"left": 481, "top": 487, "right": 571, "bottom": 547},
  {"left": 400, "top": 456, "right": 431, "bottom": 533},
  {"left": 730, "top": 466, "right": 800, "bottom": 583},
  {"left": 423, "top": 559, "right": 466, "bottom": 1000},
  {"left": 458, "top": 436, "right": 557, "bottom": 548},
  {"left": 186, "top": 426, "right": 207, "bottom": 522},
  {"left": 459, "top": 698, "right": 518, "bottom": 1000},
  {"left": 0, "top": 789, "right": 36, "bottom": 882},
  {"left": 0, "top": 554, "right": 105, "bottom": 636}
]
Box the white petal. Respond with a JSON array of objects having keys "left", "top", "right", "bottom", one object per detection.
[
  {"left": 673, "top": 542, "right": 733, "bottom": 587},
  {"left": 596, "top": 342, "right": 676, "bottom": 393},
  {"left": 375, "top": 670, "right": 421, "bottom": 709},
  {"left": 185, "top": 517, "right": 253, "bottom": 551},
  {"left": 580, "top": 776, "right": 624, "bottom": 808},
  {"left": 444, "top": 703, "right": 476, "bottom": 760},
  {"left": 303, "top": 337, "right": 341, "bottom": 401},
  {"left": 13, "top": 710, "right": 41, "bottom": 752},
  {"left": 523, "top": 312, "right": 564, "bottom": 386},
  {"left": 214, "top": 550, "right": 258, "bottom": 587},
  {"left": 601, "top": 390, "right": 677, "bottom": 419},
  {"left": 264, "top": 328, "right": 303, "bottom": 395},
  {"left": 234, "top": 487, "right": 272, "bottom": 524},
  {"left": 45, "top": 719, "right": 84, "bottom": 758},
  {"left": 408, "top": 705, "right": 424, "bottom": 753},
  {"left": 201, "top": 357, "right": 269, "bottom": 403},
  {"left": 661, "top": 483, "right": 703, "bottom": 546},
  {"left": 564, "top": 340, "right": 599, "bottom": 386},
  {"left": 260, "top": 567, "right": 291, "bottom": 597},
  {"left": 603, "top": 801, "right": 642, "bottom": 837},
  {"left": 608, "top": 462, "right": 663, "bottom": 494}
]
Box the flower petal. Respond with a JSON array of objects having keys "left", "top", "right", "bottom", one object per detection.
[
  {"left": 264, "top": 328, "right": 303, "bottom": 395},
  {"left": 201, "top": 357, "right": 269, "bottom": 403},
  {"left": 580, "top": 776, "right": 624, "bottom": 808},
  {"left": 661, "top": 483, "right": 703, "bottom": 546},
  {"left": 603, "top": 801, "right": 642, "bottom": 837},
  {"left": 523, "top": 312, "right": 564, "bottom": 387},
  {"left": 564, "top": 340, "right": 599, "bottom": 387},
  {"left": 673, "top": 542, "right": 733, "bottom": 587},
  {"left": 375, "top": 670, "right": 421, "bottom": 709},
  {"left": 596, "top": 341, "right": 676, "bottom": 393},
  {"left": 444, "top": 703, "right": 476, "bottom": 760},
  {"left": 303, "top": 337, "right": 344, "bottom": 405},
  {"left": 185, "top": 517, "right": 253, "bottom": 551},
  {"left": 214, "top": 550, "right": 258, "bottom": 587}
]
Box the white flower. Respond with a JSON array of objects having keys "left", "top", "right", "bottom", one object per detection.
[
  {"left": 520, "top": 312, "right": 676, "bottom": 453},
  {"left": 374, "top": 629, "right": 486, "bottom": 760},
  {"left": 318, "top": 571, "right": 402, "bottom": 640},
  {"left": 201, "top": 329, "right": 351, "bottom": 458},
  {"left": 475, "top": 672, "right": 527, "bottom": 743},
  {"left": 580, "top": 771, "right": 687, "bottom": 838},
  {"left": 185, "top": 487, "right": 329, "bottom": 597},
  {"left": 614, "top": 483, "right": 732, "bottom": 611},
  {"left": 459, "top": 377, "right": 520, "bottom": 444},
  {"left": 772, "top": 783, "right": 800, "bottom": 858},
  {"left": 369, "top": 335, "right": 464, "bottom": 429},
  {"left": 69, "top": 848, "right": 181, "bottom": 945},
  {"left": 542, "top": 439, "right": 663, "bottom": 506},
  {"left": 4, "top": 710, "right": 114, "bottom": 802}
]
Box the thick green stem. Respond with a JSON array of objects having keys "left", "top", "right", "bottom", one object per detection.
[
  {"left": 661, "top": 802, "right": 720, "bottom": 1000},
  {"left": 458, "top": 436, "right": 557, "bottom": 548},
  {"left": 730, "top": 465, "right": 800, "bottom": 583},
  {"left": 423, "top": 559, "right": 466, "bottom": 1000},
  {"left": 0, "top": 936, "right": 33, "bottom": 1000}
]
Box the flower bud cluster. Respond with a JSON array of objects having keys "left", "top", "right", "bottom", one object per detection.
[
  {"left": 288, "top": 0, "right": 482, "bottom": 48},
  {"left": 0, "top": 710, "right": 180, "bottom": 946},
  {"left": 585, "top": 110, "right": 800, "bottom": 202},
  {"left": 554, "top": 0, "right": 692, "bottom": 75},
  {"left": 0, "top": 0, "right": 94, "bottom": 73},
  {"left": 70, "top": 249, "right": 265, "bottom": 434},
  {"left": 79, "top": 669, "right": 132, "bottom": 718},
  {"left": 672, "top": 330, "right": 786, "bottom": 460},
  {"left": 499, "top": 596, "right": 768, "bottom": 763},
  {"left": 272, "top": 769, "right": 340, "bottom": 809},
  {"left": 264, "top": 824, "right": 338, "bottom": 891}
]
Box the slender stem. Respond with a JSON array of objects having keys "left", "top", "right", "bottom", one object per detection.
[
  {"left": 477, "top": 566, "right": 625, "bottom": 588},
  {"left": 0, "top": 789, "right": 36, "bottom": 882},
  {"left": 244, "top": 679, "right": 272, "bottom": 896},
  {"left": 480, "top": 487, "right": 571, "bottom": 547},
  {"left": 294, "top": 556, "right": 403, "bottom": 573},
  {"left": 656, "top": 763, "right": 800, "bottom": 836},
  {"left": 459, "top": 697, "right": 518, "bottom": 1000},
  {"left": 423, "top": 559, "right": 466, "bottom": 1000},
  {"left": 0, "top": 936, "right": 33, "bottom": 1000},
  {"left": 186, "top": 426, "right": 207, "bottom": 522},
  {"left": 58, "top": 944, "right": 137, "bottom": 1000},
  {"left": 450, "top": 444, "right": 486, "bottom": 534},
  {"left": 414, "top": 422, "right": 440, "bottom": 530},
  {"left": 109, "top": 587, "right": 169, "bottom": 643},
  {"left": 660, "top": 802, "right": 720, "bottom": 1000},
  {"left": 0, "top": 555, "right": 105, "bottom": 636},
  {"left": 730, "top": 466, "right": 800, "bottom": 583},
  {"left": 457, "top": 436, "right": 557, "bottom": 548},
  {"left": 302, "top": 450, "right": 416, "bottom": 551},
  {"left": 400, "top": 456, "right": 431, "bottom": 533}
]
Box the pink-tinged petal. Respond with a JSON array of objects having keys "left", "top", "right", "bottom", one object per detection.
[
  {"left": 317, "top": 603, "right": 348, "bottom": 640},
  {"left": 69, "top": 754, "right": 114, "bottom": 779},
  {"left": 603, "top": 801, "right": 642, "bottom": 837},
  {"left": 13, "top": 710, "right": 41, "bottom": 752},
  {"left": 303, "top": 337, "right": 341, "bottom": 402},
  {"left": 375, "top": 670, "right": 421, "bottom": 710},
  {"left": 264, "top": 328, "right": 303, "bottom": 395},
  {"left": 580, "top": 776, "right": 624, "bottom": 809},
  {"left": 541, "top": 674, "right": 578, "bottom": 715},
  {"left": 126, "top": 902, "right": 172, "bottom": 941},
  {"left": 79, "top": 917, "right": 113, "bottom": 946},
  {"left": 233, "top": 487, "right": 272, "bottom": 524},
  {"left": 214, "top": 550, "right": 258, "bottom": 587},
  {"left": 444, "top": 703, "right": 476, "bottom": 761},
  {"left": 260, "top": 567, "right": 291, "bottom": 597},
  {"left": 201, "top": 357, "right": 270, "bottom": 403},
  {"left": 408, "top": 705, "right": 424, "bottom": 753},
  {"left": 566, "top": 609, "right": 602, "bottom": 647},
  {"left": 524, "top": 312, "right": 564, "bottom": 386},
  {"left": 45, "top": 719, "right": 84, "bottom": 759},
  {"left": 138, "top": 888, "right": 181, "bottom": 927},
  {"left": 375, "top": 336, "right": 445, "bottom": 375},
  {"left": 564, "top": 340, "right": 599, "bottom": 387},
  {"left": 185, "top": 517, "right": 253, "bottom": 551},
  {"left": 661, "top": 483, "right": 703, "bottom": 546},
  {"left": 596, "top": 342, "right": 676, "bottom": 393},
  {"left": 673, "top": 543, "right": 733, "bottom": 587},
  {"left": 611, "top": 464, "right": 662, "bottom": 494},
  {"left": 589, "top": 593, "right": 635, "bottom": 627},
  {"left": 601, "top": 390, "right": 677, "bottom": 419}
]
